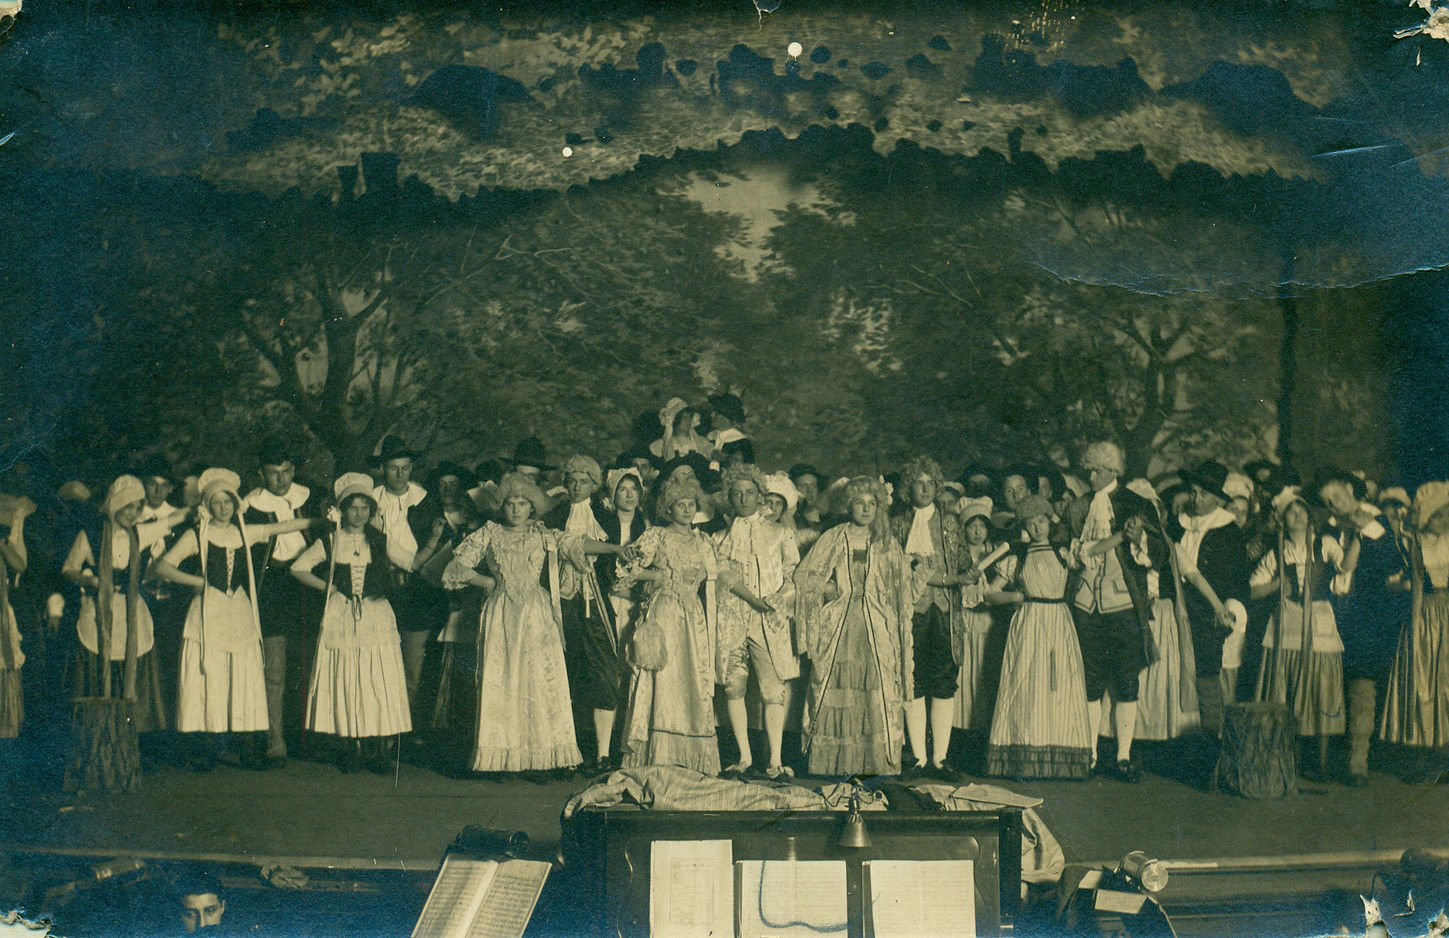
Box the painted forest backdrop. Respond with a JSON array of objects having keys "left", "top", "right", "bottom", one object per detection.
[{"left": 3, "top": 0, "right": 1447, "bottom": 485}]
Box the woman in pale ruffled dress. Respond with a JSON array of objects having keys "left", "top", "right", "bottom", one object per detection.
[
  {"left": 444, "top": 473, "right": 619, "bottom": 780},
  {"left": 613, "top": 478, "right": 720, "bottom": 774}
]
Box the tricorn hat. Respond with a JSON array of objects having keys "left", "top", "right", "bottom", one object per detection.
[{"left": 1181, "top": 459, "right": 1230, "bottom": 501}]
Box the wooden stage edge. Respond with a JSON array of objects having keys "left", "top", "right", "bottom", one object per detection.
[{"left": 1, "top": 841, "right": 1412, "bottom": 876}]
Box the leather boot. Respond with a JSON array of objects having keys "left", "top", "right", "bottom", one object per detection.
[
  {"left": 1196, "top": 675, "right": 1224, "bottom": 739},
  {"left": 1347, "top": 678, "right": 1376, "bottom": 786}
]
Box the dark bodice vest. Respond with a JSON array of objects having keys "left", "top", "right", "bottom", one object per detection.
[
  {"left": 204, "top": 540, "right": 250, "bottom": 594},
  {"left": 323, "top": 527, "right": 394, "bottom": 599},
  {"left": 1281, "top": 542, "right": 1334, "bottom": 605}
]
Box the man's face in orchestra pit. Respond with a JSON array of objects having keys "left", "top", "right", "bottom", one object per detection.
[
  {"left": 143, "top": 476, "right": 173, "bottom": 508},
  {"left": 764, "top": 494, "right": 787, "bottom": 523},
  {"left": 566, "top": 470, "right": 598, "bottom": 505},
  {"left": 728, "top": 481, "right": 762, "bottom": 518},
  {"left": 1024, "top": 513, "right": 1052, "bottom": 543},
  {"left": 1002, "top": 475, "right": 1030, "bottom": 510},
  {"left": 793, "top": 474, "right": 820, "bottom": 506},
  {"left": 964, "top": 516, "right": 989, "bottom": 546},
  {"left": 382, "top": 457, "right": 413, "bottom": 495},
  {"left": 848, "top": 496, "right": 877, "bottom": 528},
  {"left": 261, "top": 461, "right": 296, "bottom": 498},
  {"left": 909, "top": 473, "right": 937, "bottom": 510},
  {"left": 114, "top": 501, "right": 143, "bottom": 529},
  {"left": 179, "top": 892, "right": 224, "bottom": 933},
  {"left": 207, "top": 493, "right": 236, "bottom": 527},
  {"left": 1317, "top": 481, "right": 1357, "bottom": 519},
  {"left": 669, "top": 497, "right": 697, "bottom": 527},
  {"left": 502, "top": 496, "right": 534, "bottom": 527},
  {"left": 342, "top": 495, "right": 374, "bottom": 531},
  {"left": 1229, "top": 496, "right": 1251, "bottom": 528}
]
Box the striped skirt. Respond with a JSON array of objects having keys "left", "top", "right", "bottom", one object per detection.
[{"left": 985, "top": 601, "right": 1093, "bottom": 780}]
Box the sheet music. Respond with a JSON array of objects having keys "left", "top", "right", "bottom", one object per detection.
[
  {"left": 465, "top": 859, "right": 551, "bottom": 938},
  {"left": 864, "top": 859, "right": 976, "bottom": 938},
  {"left": 737, "top": 859, "right": 848, "bottom": 938},
  {"left": 649, "top": 840, "right": 734, "bottom": 938},
  {"left": 411, "top": 857, "right": 498, "bottom": 938}
]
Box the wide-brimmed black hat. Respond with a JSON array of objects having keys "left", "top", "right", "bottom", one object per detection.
[
  {"left": 707, "top": 392, "right": 746, "bottom": 425},
  {"left": 370, "top": 434, "right": 421, "bottom": 465},
  {"left": 427, "top": 460, "right": 477, "bottom": 492},
  {"left": 508, "top": 437, "right": 554, "bottom": 472},
  {"left": 1181, "top": 459, "right": 1230, "bottom": 501}
]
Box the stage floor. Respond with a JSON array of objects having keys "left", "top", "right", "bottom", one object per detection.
[{"left": 3, "top": 740, "right": 1444, "bottom": 870}]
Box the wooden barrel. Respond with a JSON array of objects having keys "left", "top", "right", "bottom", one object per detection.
[
  {"left": 64, "top": 697, "right": 141, "bottom": 794},
  {"left": 1213, "top": 701, "right": 1297, "bottom": 798}
]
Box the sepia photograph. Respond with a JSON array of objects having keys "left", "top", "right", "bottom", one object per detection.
[{"left": 1, "top": 0, "right": 1446, "bottom": 934}]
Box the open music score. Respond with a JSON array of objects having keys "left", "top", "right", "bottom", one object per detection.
[
  {"left": 411, "top": 855, "right": 551, "bottom": 938},
  {"left": 650, "top": 839, "right": 735, "bottom": 938},
  {"left": 864, "top": 859, "right": 976, "bottom": 938},
  {"left": 736, "top": 859, "right": 848, "bottom": 938}
]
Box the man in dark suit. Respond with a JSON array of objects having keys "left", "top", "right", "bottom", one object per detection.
[
  {"left": 1066, "top": 441, "right": 1155, "bottom": 782},
  {"left": 241, "top": 435, "right": 322, "bottom": 769}
]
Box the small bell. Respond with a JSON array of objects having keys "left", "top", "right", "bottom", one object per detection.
[{"left": 839, "top": 798, "right": 871, "bottom": 849}]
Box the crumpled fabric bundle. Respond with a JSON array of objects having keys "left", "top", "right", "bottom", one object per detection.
[
  {"left": 905, "top": 782, "right": 1065, "bottom": 884},
  {"left": 562, "top": 765, "right": 886, "bottom": 818}
]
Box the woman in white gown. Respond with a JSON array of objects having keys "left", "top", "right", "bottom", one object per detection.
[{"left": 444, "top": 473, "right": 621, "bottom": 781}]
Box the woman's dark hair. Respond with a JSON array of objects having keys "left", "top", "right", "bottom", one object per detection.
[{"left": 339, "top": 492, "right": 378, "bottom": 518}]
